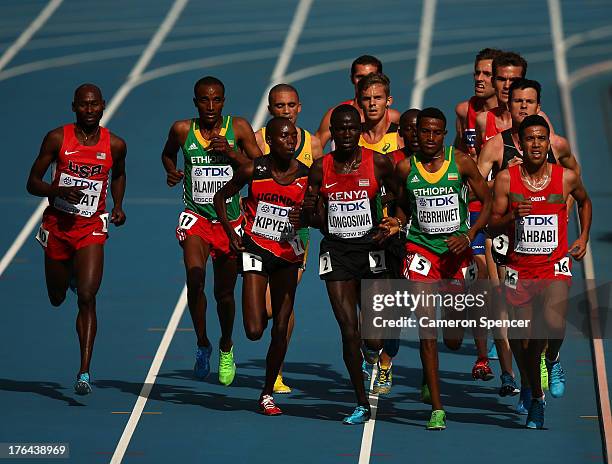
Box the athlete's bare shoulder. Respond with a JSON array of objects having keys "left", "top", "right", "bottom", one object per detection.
[
  {"left": 455, "top": 100, "right": 469, "bottom": 119},
  {"left": 109, "top": 131, "right": 127, "bottom": 156},
  {"left": 230, "top": 115, "right": 255, "bottom": 135},
  {"left": 170, "top": 119, "right": 191, "bottom": 136},
  {"left": 388, "top": 108, "right": 401, "bottom": 124}
]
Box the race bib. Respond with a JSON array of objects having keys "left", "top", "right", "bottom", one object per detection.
[
  {"left": 554, "top": 257, "right": 572, "bottom": 277},
  {"left": 53, "top": 173, "right": 102, "bottom": 217},
  {"left": 289, "top": 236, "right": 305, "bottom": 256},
  {"left": 36, "top": 226, "right": 49, "bottom": 248},
  {"left": 504, "top": 266, "right": 519, "bottom": 289},
  {"left": 415, "top": 194, "right": 460, "bottom": 234},
  {"left": 462, "top": 261, "right": 478, "bottom": 287},
  {"left": 178, "top": 211, "right": 198, "bottom": 230},
  {"left": 191, "top": 165, "right": 233, "bottom": 204},
  {"left": 408, "top": 252, "right": 432, "bottom": 276},
  {"left": 493, "top": 234, "right": 509, "bottom": 256},
  {"left": 252, "top": 201, "right": 293, "bottom": 242},
  {"left": 327, "top": 198, "right": 373, "bottom": 238},
  {"left": 242, "top": 252, "right": 263, "bottom": 272},
  {"left": 100, "top": 213, "right": 109, "bottom": 233},
  {"left": 515, "top": 214, "right": 558, "bottom": 254},
  {"left": 319, "top": 251, "right": 333, "bottom": 275},
  {"left": 369, "top": 250, "right": 386, "bottom": 273},
  {"left": 464, "top": 128, "right": 476, "bottom": 148}
]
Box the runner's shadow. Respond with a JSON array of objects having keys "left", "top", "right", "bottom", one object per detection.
[{"left": 0, "top": 378, "right": 85, "bottom": 406}]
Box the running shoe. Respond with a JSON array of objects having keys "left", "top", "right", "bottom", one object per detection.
[
  {"left": 547, "top": 359, "right": 566, "bottom": 398},
  {"left": 362, "top": 359, "right": 371, "bottom": 381},
  {"left": 472, "top": 357, "right": 494, "bottom": 381},
  {"left": 361, "top": 343, "right": 380, "bottom": 365},
  {"left": 74, "top": 372, "right": 92, "bottom": 395},
  {"left": 273, "top": 375, "right": 292, "bottom": 394},
  {"left": 526, "top": 398, "right": 545, "bottom": 429},
  {"left": 194, "top": 344, "right": 212, "bottom": 379},
  {"left": 420, "top": 383, "right": 432, "bottom": 405},
  {"left": 487, "top": 342, "right": 498, "bottom": 360},
  {"left": 516, "top": 387, "right": 531, "bottom": 415},
  {"left": 499, "top": 372, "right": 520, "bottom": 397},
  {"left": 372, "top": 362, "right": 392, "bottom": 395},
  {"left": 540, "top": 353, "right": 549, "bottom": 391},
  {"left": 218, "top": 347, "right": 236, "bottom": 386},
  {"left": 259, "top": 394, "right": 282, "bottom": 416},
  {"left": 426, "top": 409, "right": 446, "bottom": 430},
  {"left": 342, "top": 405, "right": 370, "bottom": 425}
]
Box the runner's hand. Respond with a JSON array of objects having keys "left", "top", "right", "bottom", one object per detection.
[
  {"left": 514, "top": 200, "right": 532, "bottom": 218},
  {"left": 229, "top": 229, "right": 245, "bottom": 253},
  {"left": 302, "top": 185, "right": 317, "bottom": 211},
  {"left": 445, "top": 234, "right": 470, "bottom": 255},
  {"left": 111, "top": 206, "right": 126, "bottom": 226},
  {"left": 379, "top": 217, "right": 401, "bottom": 236},
  {"left": 569, "top": 237, "right": 587, "bottom": 260},
  {"left": 507, "top": 156, "right": 523, "bottom": 168},
  {"left": 210, "top": 136, "right": 232, "bottom": 154},
  {"left": 57, "top": 185, "right": 86, "bottom": 204},
  {"left": 167, "top": 169, "right": 184, "bottom": 187}
]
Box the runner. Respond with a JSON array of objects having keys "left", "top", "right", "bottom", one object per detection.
[
  {"left": 214, "top": 117, "right": 308, "bottom": 416},
  {"left": 304, "top": 104, "right": 400, "bottom": 425},
  {"left": 26, "top": 83, "right": 127, "bottom": 395},
  {"left": 489, "top": 114, "right": 591, "bottom": 429},
  {"left": 395, "top": 107, "right": 492, "bottom": 429},
  {"left": 161, "top": 76, "right": 262, "bottom": 386},
  {"left": 254, "top": 83, "right": 322, "bottom": 393},
  {"left": 454, "top": 48, "right": 502, "bottom": 155},
  {"left": 315, "top": 55, "right": 401, "bottom": 149},
  {"left": 372, "top": 108, "right": 420, "bottom": 395},
  {"left": 357, "top": 72, "right": 403, "bottom": 156},
  {"left": 479, "top": 80, "right": 581, "bottom": 410}
]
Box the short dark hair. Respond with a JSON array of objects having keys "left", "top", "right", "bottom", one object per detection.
[
  {"left": 518, "top": 114, "right": 550, "bottom": 139},
  {"left": 357, "top": 72, "right": 391, "bottom": 97},
  {"left": 268, "top": 83, "right": 299, "bottom": 104},
  {"left": 509, "top": 79, "right": 542, "bottom": 103},
  {"left": 194, "top": 76, "right": 225, "bottom": 96},
  {"left": 351, "top": 55, "right": 382, "bottom": 77},
  {"left": 74, "top": 83, "right": 102, "bottom": 101},
  {"left": 331, "top": 104, "right": 360, "bottom": 125},
  {"left": 265, "top": 116, "right": 295, "bottom": 135},
  {"left": 399, "top": 108, "right": 420, "bottom": 129},
  {"left": 492, "top": 52, "right": 528, "bottom": 78},
  {"left": 417, "top": 107, "right": 447, "bottom": 129},
  {"left": 475, "top": 48, "right": 503, "bottom": 65}
]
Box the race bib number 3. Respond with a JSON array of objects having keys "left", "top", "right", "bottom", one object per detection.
[
  {"left": 493, "top": 234, "right": 509, "bottom": 256},
  {"left": 369, "top": 250, "right": 386, "bottom": 273},
  {"left": 416, "top": 194, "right": 461, "bottom": 234},
  {"left": 53, "top": 173, "right": 102, "bottom": 217},
  {"left": 515, "top": 214, "right": 558, "bottom": 254},
  {"left": 408, "top": 253, "right": 432, "bottom": 277},
  {"left": 327, "top": 198, "right": 372, "bottom": 239},
  {"left": 252, "top": 201, "right": 292, "bottom": 242},
  {"left": 191, "top": 165, "right": 233, "bottom": 204},
  {"left": 554, "top": 257, "right": 572, "bottom": 277},
  {"left": 319, "top": 252, "right": 333, "bottom": 275}
]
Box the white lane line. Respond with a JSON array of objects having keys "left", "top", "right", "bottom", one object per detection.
[
  {"left": 109, "top": 1, "right": 312, "bottom": 461},
  {"left": 251, "top": 0, "right": 313, "bottom": 130},
  {"left": 0, "top": 0, "right": 189, "bottom": 280},
  {"left": 109, "top": 287, "right": 187, "bottom": 464},
  {"left": 358, "top": 365, "right": 379, "bottom": 464},
  {"left": 410, "top": 0, "right": 437, "bottom": 109},
  {"left": 547, "top": 1, "right": 612, "bottom": 462},
  {"left": 0, "top": 0, "right": 63, "bottom": 72}
]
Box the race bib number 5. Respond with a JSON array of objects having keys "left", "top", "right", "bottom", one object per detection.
[{"left": 408, "top": 253, "right": 432, "bottom": 276}]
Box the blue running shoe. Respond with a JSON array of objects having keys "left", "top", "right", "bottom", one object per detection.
[
  {"left": 526, "top": 398, "right": 545, "bottom": 429},
  {"left": 362, "top": 359, "right": 371, "bottom": 381},
  {"left": 343, "top": 405, "right": 371, "bottom": 425},
  {"left": 74, "top": 372, "right": 92, "bottom": 395},
  {"left": 516, "top": 387, "right": 531, "bottom": 415},
  {"left": 194, "top": 344, "right": 212, "bottom": 379},
  {"left": 499, "top": 372, "right": 520, "bottom": 397},
  {"left": 547, "top": 359, "right": 566, "bottom": 398},
  {"left": 487, "top": 343, "right": 498, "bottom": 360}
]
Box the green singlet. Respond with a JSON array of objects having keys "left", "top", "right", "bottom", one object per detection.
[
  {"left": 181, "top": 116, "right": 241, "bottom": 221},
  {"left": 406, "top": 146, "right": 469, "bottom": 254}
]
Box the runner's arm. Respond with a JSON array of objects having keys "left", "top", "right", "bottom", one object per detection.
[
  {"left": 315, "top": 107, "right": 334, "bottom": 150},
  {"left": 310, "top": 133, "right": 324, "bottom": 160},
  {"left": 233, "top": 116, "right": 263, "bottom": 160},
  {"left": 477, "top": 133, "right": 502, "bottom": 187},
  {"left": 454, "top": 101, "right": 468, "bottom": 152},
  {"left": 254, "top": 129, "right": 266, "bottom": 154},
  {"left": 303, "top": 158, "right": 324, "bottom": 229},
  {"left": 566, "top": 168, "right": 592, "bottom": 260},
  {"left": 161, "top": 121, "right": 187, "bottom": 187},
  {"left": 375, "top": 154, "right": 405, "bottom": 236},
  {"left": 488, "top": 170, "right": 514, "bottom": 234},
  {"left": 109, "top": 134, "right": 127, "bottom": 226},
  {"left": 26, "top": 128, "right": 84, "bottom": 203}
]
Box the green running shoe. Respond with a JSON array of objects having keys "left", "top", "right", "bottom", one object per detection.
[
  {"left": 540, "top": 353, "right": 549, "bottom": 391},
  {"left": 372, "top": 362, "right": 392, "bottom": 395},
  {"left": 420, "top": 383, "right": 432, "bottom": 405},
  {"left": 218, "top": 347, "right": 236, "bottom": 386},
  {"left": 426, "top": 409, "right": 446, "bottom": 430}
]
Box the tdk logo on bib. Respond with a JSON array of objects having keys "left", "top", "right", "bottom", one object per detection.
[
  {"left": 335, "top": 201, "right": 366, "bottom": 212},
  {"left": 194, "top": 166, "right": 231, "bottom": 177},
  {"left": 520, "top": 216, "right": 554, "bottom": 226},
  {"left": 419, "top": 196, "right": 455, "bottom": 207},
  {"left": 62, "top": 177, "right": 100, "bottom": 191},
  {"left": 464, "top": 128, "right": 476, "bottom": 147}
]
